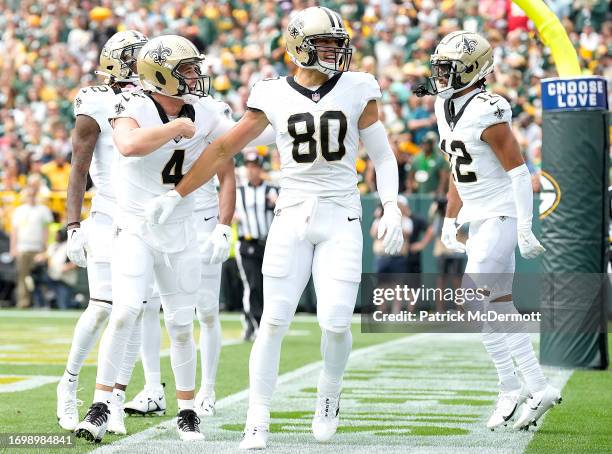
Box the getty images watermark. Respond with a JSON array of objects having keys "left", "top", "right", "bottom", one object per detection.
[{"left": 360, "top": 273, "right": 608, "bottom": 334}]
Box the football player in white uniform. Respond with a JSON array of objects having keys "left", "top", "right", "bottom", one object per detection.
[
  {"left": 59, "top": 30, "right": 148, "bottom": 432},
  {"left": 146, "top": 7, "right": 403, "bottom": 449},
  {"left": 121, "top": 184, "right": 236, "bottom": 419},
  {"left": 417, "top": 31, "right": 561, "bottom": 430},
  {"left": 75, "top": 35, "right": 273, "bottom": 443}
]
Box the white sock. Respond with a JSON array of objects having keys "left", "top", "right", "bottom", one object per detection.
[
  {"left": 115, "top": 311, "right": 143, "bottom": 387},
  {"left": 65, "top": 301, "right": 111, "bottom": 376},
  {"left": 491, "top": 300, "right": 547, "bottom": 393},
  {"left": 197, "top": 311, "right": 221, "bottom": 397},
  {"left": 62, "top": 369, "right": 78, "bottom": 384},
  {"left": 482, "top": 331, "right": 521, "bottom": 392},
  {"left": 506, "top": 332, "right": 547, "bottom": 392},
  {"left": 246, "top": 321, "right": 289, "bottom": 426},
  {"left": 93, "top": 389, "right": 113, "bottom": 405},
  {"left": 318, "top": 328, "right": 352, "bottom": 397},
  {"left": 95, "top": 304, "right": 141, "bottom": 388},
  {"left": 142, "top": 296, "right": 162, "bottom": 388},
  {"left": 177, "top": 399, "right": 194, "bottom": 411}
]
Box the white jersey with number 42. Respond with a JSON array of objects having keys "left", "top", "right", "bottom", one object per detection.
[
  {"left": 247, "top": 71, "right": 381, "bottom": 212},
  {"left": 435, "top": 90, "right": 517, "bottom": 224}
]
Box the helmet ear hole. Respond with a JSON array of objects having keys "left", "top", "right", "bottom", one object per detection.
[{"left": 155, "top": 71, "right": 166, "bottom": 85}]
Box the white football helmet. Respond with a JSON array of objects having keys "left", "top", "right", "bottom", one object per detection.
[
  {"left": 429, "top": 31, "right": 494, "bottom": 99},
  {"left": 285, "top": 6, "right": 352, "bottom": 76}
]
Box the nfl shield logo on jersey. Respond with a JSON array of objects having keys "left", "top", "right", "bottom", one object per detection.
[{"left": 311, "top": 93, "right": 320, "bottom": 102}]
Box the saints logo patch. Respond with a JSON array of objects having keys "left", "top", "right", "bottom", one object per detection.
[
  {"left": 494, "top": 105, "right": 504, "bottom": 119},
  {"left": 149, "top": 43, "right": 172, "bottom": 66},
  {"left": 459, "top": 36, "right": 477, "bottom": 54},
  {"left": 115, "top": 102, "right": 125, "bottom": 115},
  {"left": 75, "top": 97, "right": 82, "bottom": 109}
]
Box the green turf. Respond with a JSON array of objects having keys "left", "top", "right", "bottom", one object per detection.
[
  {"left": 0, "top": 311, "right": 404, "bottom": 453},
  {"left": 526, "top": 332, "right": 612, "bottom": 454}
]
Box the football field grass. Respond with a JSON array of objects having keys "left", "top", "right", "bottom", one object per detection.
[{"left": 0, "top": 310, "right": 610, "bottom": 453}]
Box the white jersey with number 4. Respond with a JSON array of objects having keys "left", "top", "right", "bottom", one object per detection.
[
  {"left": 73, "top": 85, "right": 124, "bottom": 216},
  {"left": 111, "top": 91, "right": 234, "bottom": 225},
  {"left": 435, "top": 90, "right": 517, "bottom": 224},
  {"left": 247, "top": 71, "right": 381, "bottom": 213}
]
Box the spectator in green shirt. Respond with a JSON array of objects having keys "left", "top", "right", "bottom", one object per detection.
[{"left": 407, "top": 131, "right": 448, "bottom": 196}]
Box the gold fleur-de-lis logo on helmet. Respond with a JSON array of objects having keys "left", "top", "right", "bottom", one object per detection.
[
  {"left": 149, "top": 42, "right": 172, "bottom": 66},
  {"left": 460, "top": 36, "right": 477, "bottom": 55}
]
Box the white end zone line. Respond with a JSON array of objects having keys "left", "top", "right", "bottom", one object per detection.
[{"left": 92, "top": 334, "right": 426, "bottom": 453}]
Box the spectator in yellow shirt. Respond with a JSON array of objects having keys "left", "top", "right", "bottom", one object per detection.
[{"left": 41, "top": 152, "right": 71, "bottom": 191}]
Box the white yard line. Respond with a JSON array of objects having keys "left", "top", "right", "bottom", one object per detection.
[{"left": 93, "top": 333, "right": 573, "bottom": 454}]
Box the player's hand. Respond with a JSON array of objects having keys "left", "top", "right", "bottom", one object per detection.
[
  {"left": 170, "top": 118, "right": 196, "bottom": 139},
  {"left": 145, "top": 190, "right": 182, "bottom": 224},
  {"left": 67, "top": 227, "right": 87, "bottom": 267},
  {"left": 377, "top": 202, "right": 404, "bottom": 255},
  {"left": 205, "top": 224, "right": 232, "bottom": 264},
  {"left": 441, "top": 217, "right": 466, "bottom": 253},
  {"left": 517, "top": 228, "right": 545, "bottom": 259}
]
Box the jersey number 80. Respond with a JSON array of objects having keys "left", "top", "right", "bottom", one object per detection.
[{"left": 287, "top": 111, "right": 347, "bottom": 163}]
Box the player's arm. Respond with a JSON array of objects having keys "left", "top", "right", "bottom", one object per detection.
[
  {"left": 146, "top": 109, "right": 270, "bottom": 224},
  {"left": 482, "top": 123, "right": 545, "bottom": 258},
  {"left": 216, "top": 159, "right": 236, "bottom": 226},
  {"left": 65, "top": 114, "right": 100, "bottom": 267},
  {"left": 204, "top": 159, "right": 236, "bottom": 264},
  {"left": 359, "top": 99, "right": 403, "bottom": 255},
  {"left": 441, "top": 176, "right": 465, "bottom": 253},
  {"left": 66, "top": 115, "right": 99, "bottom": 225},
  {"left": 112, "top": 117, "right": 195, "bottom": 157},
  {"left": 179, "top": 110, "right": 269, "bottom": 197}
]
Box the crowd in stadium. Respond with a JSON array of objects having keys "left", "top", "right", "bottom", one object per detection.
[{"left": 0, "top": 0, "right": 610, "bottom": 308}]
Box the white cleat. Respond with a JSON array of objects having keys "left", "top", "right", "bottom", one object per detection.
[
  {"left": 513, "top": 384, "right": 562, "bottom": 430},
  {"left": 107, "top": 390, "right": 127, "bottom": 435},
  {"left": 312, "top": 394, "right": 340, "bottom": 442},
  {"left": 57, "top": 378, "right": 81, "bottom": 431},
  {"left": 239, "top": 424, "right": 269, "bottom": 450},
  {"left": 74, "top": 402, "right": 110, "bottom": 443},
  {"left": 177, "top": 409, "right": 205, "bottom": 441},
  {"left": 487, "top": 385, "right": 530, "bottom": 430},
  {"left": 124, "top": 385, "right": 166, "bottom": 416},
  {"left": 195, "top": 389, "right": 216, "bottom": 417}
]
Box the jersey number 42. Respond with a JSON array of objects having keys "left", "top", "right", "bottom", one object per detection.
[{"left": 288, "top": 111, "right": 347, "bottom": 163}]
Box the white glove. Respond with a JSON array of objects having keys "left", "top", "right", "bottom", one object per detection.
[
  {"left": 67, "top": 227, "right": 87, "bottom": 267},
  {"left": 517, "top": 227, "right": 545, "bottom": 259},
  {"left": 377, "top": 203, "right": 404, "bottom": 255},
  {"left": 204, "top": 224, "right": 232, "bottom": 264},
  {"left": 441, "top": 217, "right": 466, "bottom": 253},
  {"left": 145, "top": 190, "right": 182, "bottom": 224}
]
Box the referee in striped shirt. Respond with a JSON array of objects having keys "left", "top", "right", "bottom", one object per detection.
[{"left": 235, "top": 152, "right": 278, "bottom": 341}]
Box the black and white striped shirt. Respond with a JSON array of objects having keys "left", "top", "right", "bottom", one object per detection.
[{"left": 236, "top": 182, "right": 278, "bottom": 240}]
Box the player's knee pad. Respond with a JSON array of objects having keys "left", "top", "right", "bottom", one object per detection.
[
  {"left": 108, "top": 303, "right": 141, "bottom": 334},
  {"left": 258, "top": 318, "right": 290, "bottom": 339},
  {"left": 318, "top": 317, "right": 352, "bottom": 334},
  {"left": 165, "top": 316, "right": 194, "bottom": 345},
  {"left": 87, "top": 300, "right": 112, "bottom": 328},
  {"left": 196, "top": 307, "right": 218, "bottom": 326}
]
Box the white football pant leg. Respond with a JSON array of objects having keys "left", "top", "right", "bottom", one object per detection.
[
  {"left": 64, "top": 213, "right": 113, "bottom": 376},
  {"left": 141, "top": 292, "right": 162, "bottom": 388},
  {"left": 154, "top": 243, "right": 201, "bottom": 393},
  {"left": 195, "top": 211, "right": 222, "bottom": 396},
  {"left": 311, "top": 201, "right": 362, "bottom": 397},
  {"left": 96, "top": 231, "right": 152, "bottom": 388},
  {"left": 246, "top": 209, "right": 314, "bottom": 426}
]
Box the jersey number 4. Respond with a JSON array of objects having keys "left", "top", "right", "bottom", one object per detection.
[
  {"left": 162, "top": 149, "right": 185, "bottom": 185},
  {"left": 287, "top": 111, "right": 347, "bottom": 163},
  {"left": 441, "top": 139, "right": 477, "bottom": 183}
]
